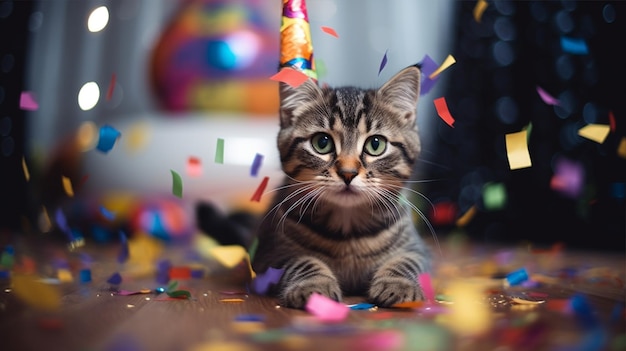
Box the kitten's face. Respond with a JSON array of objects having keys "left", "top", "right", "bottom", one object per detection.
[{"left": 277, "top": 66, "right": 421, "bottom": 207}]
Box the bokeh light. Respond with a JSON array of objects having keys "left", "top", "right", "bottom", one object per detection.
[
  {"left": 76, "top": 121, "right": 98, "bottom": 152},
  {"left": 78, "top": 81, "right": 100, "bottom": 111},
  {"left": 87, "top": 6, "right": 109, "bottom": 33}
]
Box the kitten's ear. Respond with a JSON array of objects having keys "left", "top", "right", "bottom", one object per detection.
[
  {"left": 377, "top": 64, "right": 421, "bottom": 124},
  {"left": 279, "top": 77, "right": 322, "bottom": 128}
]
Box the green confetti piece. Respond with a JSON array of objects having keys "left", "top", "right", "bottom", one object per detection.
[
  {"left": 215, "top": 138, "right": 224, "bottom": 164},
  {"left": 0, "top": 252, "right": 14, "bottom": 268},
  {"left": 482, "top": 182, "right": 507, "bottom": 211},
  {"left": 167, "top": 280, "right": 179, "bottom": 292},
  {"left": 248, "top": 237, "right": 259, "bottom": 262},
  {"left": 166, "top": 290, "right": 191, "bottom": 299},
  {"left": 170, "top": 170, "right": 182, "bottom": 198}
]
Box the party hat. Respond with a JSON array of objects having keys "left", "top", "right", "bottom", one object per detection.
[{"left": 279, "top": 0, "right": 317, "bottom": 82}]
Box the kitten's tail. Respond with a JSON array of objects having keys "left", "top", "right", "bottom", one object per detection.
[{"left": 195, "top": 201, "right": 257, "bottom": 248}]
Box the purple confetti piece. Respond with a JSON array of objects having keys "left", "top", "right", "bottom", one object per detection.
[
  {"left": 252, "top": 267, "right": 284, "bottom": 295},
  {"left": 96, "top": 125, "right": 121, "bottom": 153},
  {"left": 250, "top": 153, "right": 264, "bottom": 177},
  {"left": 107, "top": 272, "right": 123, "bottom": 285},
  {"left": 419, "top": 54, "right": 439, "bottom": 96},
  {"left": 536, "top": 86, "right": 560, "bottom": 106},
  {"left": 156, "top": 259, "right": 171, "bottom": 284},
  {"left": 19, "top": 91, "right": 39, "bottom": 110},
  {"left": 550, "top": 157, "right": 584, "bottom": 198},
  {"left": 117, "top": 231, "right": 129, "bottom": 264},
  {"left": 378, "top": 49, "right": 388, "bottom": 76}
]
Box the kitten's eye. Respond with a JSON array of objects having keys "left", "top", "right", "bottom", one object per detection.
[
  {"left": 311, "top": 133, "right": 334, "bottom": 154},
  {"left": 364, "top": 135, "right": 387, "bottom": 156}
]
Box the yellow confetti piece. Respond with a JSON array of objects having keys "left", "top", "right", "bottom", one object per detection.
[
  {"left": 578, "top": 124, "right": 610, "bottom": 144},
  {"left": 124, "top": 121, "right": 150, "bottom": 153},
  {"left": 189, "top": 341, "right": 256, "bottom": 351},
  {"left": 445, "top": 280, "right": 492, "bottom": 336},
  {"left": 21, "top": 156, "right": 30, "bottom": 181},
  {"left": 209, "top": 245, "right": 247, "bottom": 268},
  {"left": 428, "top": 54, "right": 456, "bottom": 79},
  {"left": 510, "top": 297, "right": 545, "bottom": 305},
  {"left": 12, "top": 274, "right": 62, "bottom": 311},
  {"left": 219, "top": 298, "right": 245, "bottom": 303},
  {"left": 617, "top": 137, "right": 626, "bottom": 159},
  {"left": 505, "top": 129, "right": 532, "bottom": 170},
  {"left": 455, "top": 205, "right": 477, "bottom": 227},
  {"left": 231, "top": 321, "right": 265, "bottom": 334},
  {"left": 61, "top": 176, "right": 74, "bottom": 197},
  {"left": 57, "top": 269, "right": 73, "bottom": 283},
  {"left": 473, "top": 0, "right": 488, "bottom": 23}
]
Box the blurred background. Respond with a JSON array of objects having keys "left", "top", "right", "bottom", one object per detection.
[{"left": 0, "top": 0, "right": 624, "bottom": 251}]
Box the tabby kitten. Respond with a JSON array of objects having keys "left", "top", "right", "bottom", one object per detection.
[{"left": 251, "top": 64, "right": 431, "bottom": 309}]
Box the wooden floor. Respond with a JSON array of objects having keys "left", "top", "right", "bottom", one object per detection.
[{"left": 1, "top": 233, "right": 624, "bottom": 351}]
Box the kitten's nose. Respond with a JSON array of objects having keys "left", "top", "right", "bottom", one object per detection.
[{"left": 339, "top": 169, "right": 358, "bottom": 185}]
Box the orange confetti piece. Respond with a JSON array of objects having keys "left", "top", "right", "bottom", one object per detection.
[
  {"left": 433, "top": 97, "right": 455, "bottom": 127},
  {"left": 392, "top": 300, "right": 424, "bottom": 309},
  {"left": 270, "top": 67, "right": 310, "bottom": 88},
  {"left": 321, "top": 26, "right": 339, "bottom": 38},
  {"left": 617, "top": 137, "right": 626, "bottom": 159},
  {"left": 61, "top": 176, "right": 74, "bottom": 197},
  {"left": 251, "top": 176, "right": 269, "bottom": 202},
  {"left": 456, "top": 205, "right": 477, "bottom": 227},
  {"left": 473, "top": 0, "right": 488, "bottom": 23}
]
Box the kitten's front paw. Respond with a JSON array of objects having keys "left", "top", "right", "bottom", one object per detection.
[
  {"left": 368, "top": 276, "right": 424, "bottom": 307},
  {"left": 280, "top": 277, "right": 342, "bottom": 309}
]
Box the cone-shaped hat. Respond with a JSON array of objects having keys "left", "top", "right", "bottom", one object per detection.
[{"left": 279, "top": 0, "right": 317, "bottom": 82}]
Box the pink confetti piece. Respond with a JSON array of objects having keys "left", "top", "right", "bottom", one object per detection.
[
  {"left": 305, "top": 292, "right": 349, "bottom": 322},
  {"left": 536, "top": 86, "right": 560, "bottom": 106},
  {"left": 19, "top": 91, "right": 39, "bottom": 111},
  {"left": 378, "top": 49, "right": 388, "bottom": 76},
  {"left": 187, "top": 156, "right": 202, "bottom": 177},
  {"left": 433, "top": 97, "right": 455, "bottom": 127},
  {"left": 270, "top": 67, "right": 310, "bottom": 88},
  {"left": 250, "top": 176, "right": 269, "bottom": 202},
  {"left": 106, "top": 73, "right": 116, "bottom": 101},
  {"left": 418, "top": 273, "right": 435, "bottom": 303},
  {"left": 320, "top": 26, "right": 338, "bottom": 38}
]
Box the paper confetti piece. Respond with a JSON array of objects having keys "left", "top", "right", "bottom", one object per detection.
[
  {"left": 170, "top": 169, "right": 183, "bottom": 198},
  {"left": 251, "top": 176, "right": 269, "bottom": 202},
  {"left": 550, "top": 157, "right": 584, "bottom": 198},
  {"left": 482, "top": 182, "right": 507, "bottom": 210},
  {"left": 270, "top": 67, "right": 310, "bottom": 88},
  {"left": 505, "top": 129, "right": 532, "bottom": 170},
  {"left": 166, "top": 290, "right": 191, "bottom": 299},
  {"left": 378, "top": 49, "right": 388, "bottom": 76},
  {"left": 418, "top": 273, "right": 435, "bottom": 303},
  {"left": 252, "top": 267, "right": 284, "bottom": 295},
  {"left": 21, "top": 157, "right": 30, "bottom": 181},
  {"left": 428, "top": 54, "right": 456, "bottom": 79},
  {"left": 618, "top": 137, "right": 626, "bottom": 159},
  {"left": 215, "top": 138, "right": 224, "bottom": 164},
  {"left": 61, "top": 176, "right": 74, "bottom": 197},
  {"left": 220, "top": 298, "right": 245, "bottom": 303},
  {"left": 79, "top": 268, "right": 92, "bottom": 283},
  {"left": 305, "top": 292, "right": 349, "bottom": 322},
  {"left": 609, "top": 111, "right": 616, "bottom": 132},
  {"left": 96, "top": 125, "right": 121, "bottom": 153},
  {"left": 505, "top": 268, "right": 529, "bottom": 286},
  {"left": 348, "top": 303, "right": 376, "bottom": 310},
  {"left": 116, "top": 289, "right": 152, "bottom": 296},
  {"left": 320, "top": 26, "right": 338, "bottom": 38},
  {"left": 560, "top": 36, "right": 589, "bottom": 55},
  {"left": 12, "top": 274, "right": 62, "bottom": 310},
  {"left": 19, "top": 91, "right": 39, "bottom": 110},
  {"left": 578, "top": 124, "right": 610, "bottom": 144},
  {"left": 100, "top": 205, "right": 115, "bottom": 220},
  {"left": 250, "top": 153, "right": 264, "bottom": 177},
  {"left": 536, "top": 86, "right": 560, "bottom": 105},
  {"left": 433, "top": 97, "right": 455, "bottom": 127},
  {"left": 187, "top": 156, "right": 202, "bottom": 177},
  {"left": 106, "top": 73, "right": 116, "bottom": 101},
  {"left": 209, "top": 245, "right": 247, "bottom": 268},
  {"left": 419, "top": 54, "right": 439, "bottom": 95},
  {"left": 118, "top": 231, "right": 129, "bottom": 263},
  {"left": 473, "top": 0, "right": 488, "bottom": 22},
  {"left": 107, "top": 272, "right": 122, "bottom": 285},
  {"left": 456, "top": 205, "right": 477, "bottom": 227},
  {"left": 391, "top": 301, "right": 424, "bottom": 309}
]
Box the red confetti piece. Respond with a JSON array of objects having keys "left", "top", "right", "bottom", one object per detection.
[
  {"left": 320, "top": 26, "right": 339, "bottom": 38},
  {"left": 106, "top": 73, "right": 116, "bottom": 101},
  {"left": 433, "top": 97, "right": 455, "bottom": 127},
  {"left": 169, "top": 266, "right": 191, "bottom": 279},
  {"left": 270, "top": 68, "right": 309, "bottom": 88},
  {"left": 187, "top": 156, "right": 202, "bottom": 177},
  {"left": 609, "top": 111, "right": 616, "bottom": 132},
  {"left": 250, "top": 176, "right": 269, "bottom": 202}
]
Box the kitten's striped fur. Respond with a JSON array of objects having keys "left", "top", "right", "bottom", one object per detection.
[{"left": 251, "top": 64, "right": 431, "bottom": 309}]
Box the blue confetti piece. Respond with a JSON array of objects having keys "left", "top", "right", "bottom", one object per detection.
[
  {"left": 505, "top": 268, "right": 529, "bottom": 286},
  {"left": 107, "top": 272, "right": 123, "bottom": 285},
  {"left": 235, "top": 314, "right": 265, "bottom": 322},
  {"left": 349, "top": 303, "right": 376, "bottom": 310},
  {"left": 250, "top": 153, "right": 264, "bottom": 177},
  {"left": 0, "top": 270, "right": 10, "bottom": 279},
  {"left": 570, "top": 293, "right": 598, "bottom": 328},
  {"left": 100, "top": 205, "right": 115, "bottom": 220},
  {"left": 117, "top": 231, "right": 129, "bottom": 264},
  {"left": 96, "top": 125, "right": 121, "bottom": 153},
  {"left": 560, "top": 36, "right": 589, "bottom": 55},
  {"left": 378, "top": 49, "right": 388, "bottom": 76},
  {"left": 79, "top": 268, "right": 92, "bottom": 283}
]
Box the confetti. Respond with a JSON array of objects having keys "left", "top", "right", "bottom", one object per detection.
[
  {"left": 418, "top": 273, "right": 435, "bottom": 303},
  {"left": 270, "top": 67, "right": 310, "bottom": 88},
  {"left": 106, "top": 73, "right": 116, "bottom": 101},
  {"left": 378, "top": 49, "right": 388, "bottom": 76},
  {"left": 166, "top": 290, "right": 191, "bottom": 299},
  {"left": 215, "top": 138, "right": 224, "bottom": 164},
  {"left": 550, "top": 157, "right": 584, "bottom": 198},
  {"left": 536, "top": 86, "right": 560, "bottom": 105},
  {"left": 107, "top": 272, "right": 122, "bottom": 285},
  {"left": 252, "top": 267, "right": 284, "bottom": 295},
  {"left": 428, "top": 54, "right": 456, "bottom": 79},
  {"left": 118, "top": 231, "right": 129, "bottom": 264},
  {"left": 21, "top": 156, "right": 30, "bottom": 181},
  {"left": 19, "top": 91, "right": 39, "bottom": 110},
  {"left": 305, "top": 292, "right": 349, "bottom": 322},
  {"left": 251, "top": 176, "right": 269, "bottom": 202},
  {"left": 456, "top": 205, "right": 477, "bottom": 227},
  {"left": 320, "top": 26, "right": 338, "bottom": 38},
  {"left": 473, "top": 0, "right": 488, "bottom": 22},
  {"left": 609, "top": 111, "right": 616, "bottom": 132},
  {"left": 618, "top": 137, "right": 626, "bottom": 159},
  {"left": 348, "top": 303, "right": 376, "bottom": 310},
  {"left": 187, "top": 156, "right": 202, "bottom": 177},
  {"left": 96, "top": 125, "right": 121, "bottom": 153},
  {"left": 12, "top": 274, "right": 61, "bottom": 311},
  {"left": 392, "top": 301, "right": 424, "bottom": 309},
  {"left": 250, "top": 153, "right": 264, "bottom": 177},
  {"left": 61, "top": 176, "right": 74, "bottom": 197},
  {"left": 220, "top": 298, "right": 245, "bottom": 303},
  {"left": 445, "top": 280, "right": 492, "bottom": 335},
  {"left": 560, "top": 36, "right": 589, "bottom": 55},
  {"left": 433, "top": 97, "right": 455, "bottom": 127},
  {"left": 170, "top": 169, "right": 183, "bottom": 198},
  {"left": 505, "top": 129, "right": 532, "bottom": 170},
  {"left": 79, "top": 268, "right": 92, "bottom": 283},
  {"left": 419, "top": 54, "right": 439, "bottom": 95},
  {"left": 100, "top": 205, "right": 115, "bottom": 220},
  {"left": 482, "top": 182, "right": 507, "bottom": 210},
  {"left": 209, "top": 245, "right": 247, "bottom": 268},
  {"left": 578, "top": 124, "right": 610, "bottom": 144},
  {"left": 505, "top": 268, "right": 529, "bottom": 286}
]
